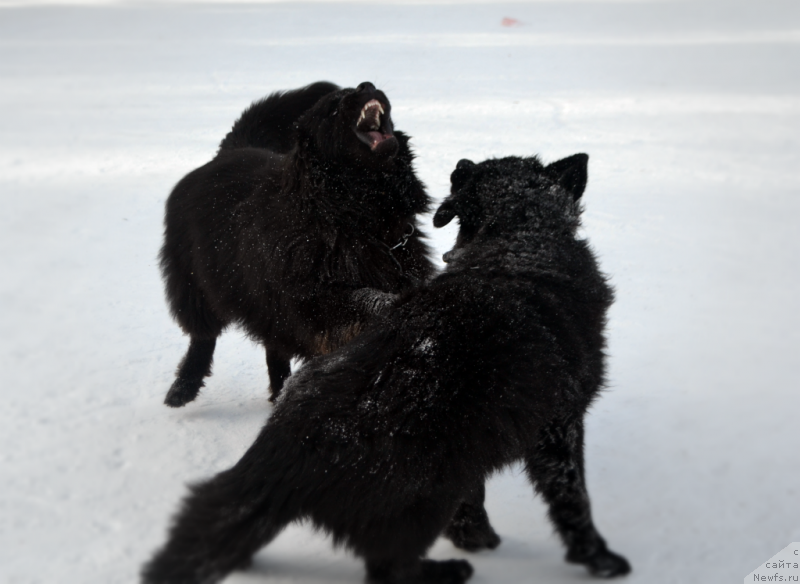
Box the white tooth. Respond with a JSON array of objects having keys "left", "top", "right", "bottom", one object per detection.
[{"left": 378, "top": 104, "right": 384, "bottom": 114}]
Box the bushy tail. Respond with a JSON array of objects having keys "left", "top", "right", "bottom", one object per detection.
[
  {"left": 141, "top": 427, "right": 306, "bottom": 584},
  {"left": 218, "top": 81, "right": 339, "bottom": 153}
]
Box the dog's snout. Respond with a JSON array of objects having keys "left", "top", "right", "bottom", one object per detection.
[
  {"left": 356, "top": 82, "right": 376, "bottom": 93},
  {"left": 443, "top": 247, "right": 467, "bottom": 264}
]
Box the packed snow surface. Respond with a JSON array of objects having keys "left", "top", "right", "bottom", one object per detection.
[{"left": 1, "top": 1, "right": 798, "bottom": 583}]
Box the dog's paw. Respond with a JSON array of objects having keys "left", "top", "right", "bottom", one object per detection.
[
  {"left": 566, "top": 546, "right": 631, "bottom": 578},
  {"left": 367, "top": 559, "right": 473, "bottom": 584},
  {"left": 164, "top": 378, "right": 203, "bottom": 408},
  {"left": 443, "top": 519, "right": 501, "bottom": 552},
  {"left": 420, "top": 559, "right": 473, "bottom": 584}
]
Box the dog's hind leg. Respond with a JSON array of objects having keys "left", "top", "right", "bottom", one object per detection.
[
  {"left": 161, "top": 243, "right": 226, "bottom": 407},
  {"left": 443, "top": 483, "right": 501, "bottom": 552},
  {"left": 525, "top": 417, "right": 631, "bottom": 578},
  {"left": 265, "top": 346, "right": 292, "bottom": 401},
  {"left": 164, "top": 337, "right": 217, "bottom": 407}
]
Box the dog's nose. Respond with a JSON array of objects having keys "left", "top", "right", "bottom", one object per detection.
[{"left": 356, "top": 82, "right": 376, "bottom": 93}]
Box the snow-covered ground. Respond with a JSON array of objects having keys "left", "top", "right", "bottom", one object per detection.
[{"left": 1, "top": 1, "right": 798, "bottom": 582}]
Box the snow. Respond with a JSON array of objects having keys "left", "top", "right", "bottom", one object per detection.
[{"left": 1, "top": 0, "right": 798, "bottom": 583}]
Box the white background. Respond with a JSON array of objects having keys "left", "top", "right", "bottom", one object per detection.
[{"left": 1, "top": 1, "right": 798, "bottom": 582}]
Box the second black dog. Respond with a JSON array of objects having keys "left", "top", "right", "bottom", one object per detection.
[
  {"left": 142, "top": 154, "right": 631, "bottom": 584},
  {"left": 159, "top": 82, "right": 435, "bottom": 406}
]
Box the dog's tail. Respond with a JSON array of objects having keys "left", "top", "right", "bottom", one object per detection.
[
  {"left": 218, "top": 81, "right": 339, "bottom": 153},
  {"left": 141, "top": 426, "right": 307, "bottom": 584}
]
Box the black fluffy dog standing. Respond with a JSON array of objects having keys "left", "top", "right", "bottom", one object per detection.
[
  {"left": 160, "top": 82, "right": 435, "bottom": 407},
  {"left": 142, "top": 154, "right": 631, "bottom": 584},
  {"left": 159, "top": 81, "right": 498, "bottom": 552}
]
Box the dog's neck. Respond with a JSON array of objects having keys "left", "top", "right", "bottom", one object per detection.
[
  {"left": 282, "top": 143, "right": 428, "bottom": 227},
  {"left": 448, "top": 230, "right": 584, "bottom": 280}
]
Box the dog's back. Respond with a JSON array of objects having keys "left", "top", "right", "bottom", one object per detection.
[
  {"left": 218, "top": 81, "right": 339, "bottom": 153},
  {"left": 274, "top": 210, "right": 613, "bottom": 479}
]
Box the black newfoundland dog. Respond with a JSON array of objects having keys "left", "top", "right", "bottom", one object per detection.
[
  {"left": 160, "top": 81, "right": 435, "bottom": 407},
  {"left": 142, "top": 154, "right": 631, "bottom": 584}
]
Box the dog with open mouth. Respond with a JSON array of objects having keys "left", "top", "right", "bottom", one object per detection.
[{"left": 159, "top": 81, "right": 432, "bottom": 407}]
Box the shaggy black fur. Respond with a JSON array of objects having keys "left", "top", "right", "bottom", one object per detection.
[
  {"left": 142, "top": 154, "right": 632, "bottom": 584},
  {"left": 159, "top": 82, "right": 436, "bottom": 407}
]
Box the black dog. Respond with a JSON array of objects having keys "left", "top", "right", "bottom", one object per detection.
[
  {"left": 142, "top": 154, "right": 631, "bottom": 584},
  {"left": 159, "top": 81, "right": 499, "bottom": 553},
  {"left": 160, "top": 81, "right": 435, "bottom": 407}
]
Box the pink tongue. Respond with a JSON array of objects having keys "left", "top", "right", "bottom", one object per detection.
[{"left": 367, "top": 131, "right": 384, "bottom": 146}]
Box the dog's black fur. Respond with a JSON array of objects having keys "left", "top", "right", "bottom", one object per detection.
[
  {"left": 142, "top": 154, "right": 631, "bottom": 584},
  {"left": 159, "top": 82, "right": 436, "bottom": 407}
]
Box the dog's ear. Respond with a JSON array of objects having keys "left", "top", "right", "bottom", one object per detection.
[
  {"left": 433, "top": 200, "right": 457, "bottom": 228},
  {"left": 546, "top": 153, "right": 588, "bottom": 201},
  {"left": 435, "top": 159, "right": 476, "bottom": 228},
  {"left": 450, "top": 159, "right": 476, "bottom": 190}
]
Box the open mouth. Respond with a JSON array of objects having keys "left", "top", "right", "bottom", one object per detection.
[{"left": 355, "top": 99, "right": 394, "bottom": 151}]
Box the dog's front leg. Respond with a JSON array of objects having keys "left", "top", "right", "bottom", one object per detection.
[
  {"left": 351, "top": 287, "right": 398, "bottom": 316},
  {"left": 525, "top": 416, "right": 631, "bottom": 578},
  {"left": 299, "top": 284, "right": 396, "bottom": 327},
  {"left": 265, "top": 345, "right": 293, "bottom": 401}
]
